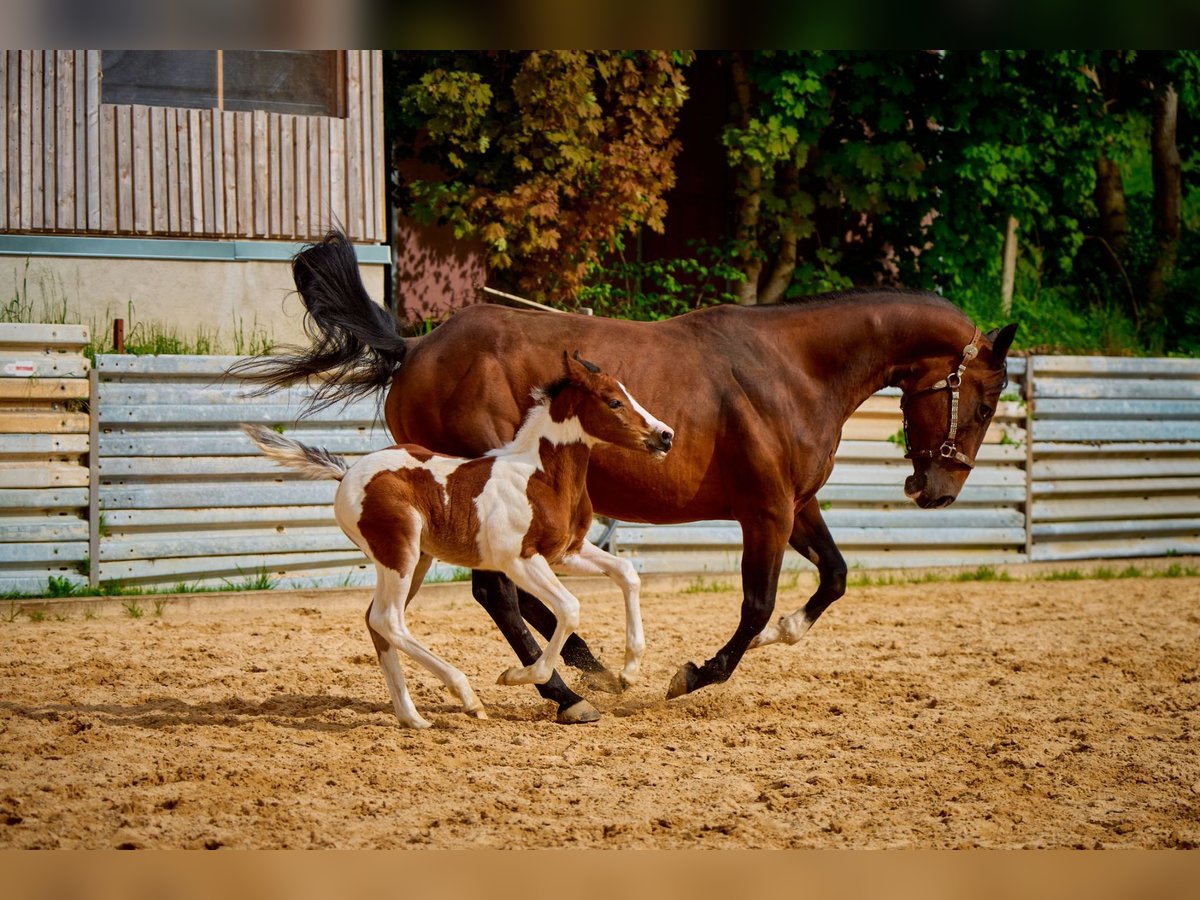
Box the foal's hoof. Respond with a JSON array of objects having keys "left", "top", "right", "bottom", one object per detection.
[
  {"left": 464, "top": 707, "right": 488, "bottom": 720},
  {"left": 667, "top": 661, "right": 701, "bottom": 699},
  {"left": 581, "top": 668, "right": 624, "bottom": 694},
  {"left": 557, "top": 699, "right": 601, "bottom": 725}
]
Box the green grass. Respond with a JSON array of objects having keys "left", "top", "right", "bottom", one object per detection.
[
  {"left": 426, "top": 567, "right": 472, "bottom": 584},
  {"left": 220, "top": 566, "right": 276, "bottom": 592},
  {"left": 683, "top": 576, "right": 736, "bottom": 593},
  {"left": 122, "top": 600, "right": 144, "bottom": 619}
]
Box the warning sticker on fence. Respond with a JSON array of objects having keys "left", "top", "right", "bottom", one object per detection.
[{"left": 3, "top": 361, "right": 37, "bottom": 377}]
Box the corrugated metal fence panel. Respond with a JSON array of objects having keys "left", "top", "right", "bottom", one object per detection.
[
  {"left": 1029, "top": 355, "right": 1200, "bottom": 562},
  {"left": 94, "top": 353, "right": 405, "bottom": 590},
  {"left": 616, "top": 358, "right": 1031, "bottom": 573},
  {"left": 0, "top": 323, "right": 91, "bottom": 592}
]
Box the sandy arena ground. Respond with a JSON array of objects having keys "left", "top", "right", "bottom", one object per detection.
[{"left": 1, "top": 568, "right": 1198, "bottom": 849}]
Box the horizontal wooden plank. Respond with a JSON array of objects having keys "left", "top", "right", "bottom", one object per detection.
[
  {"left": 834, "top": 440, "right": 1026, "bottom": 464},
  {"left": 100, "top": 482, "right": 338, "bottom": 510},
  {"left": 100, "top": 529, "right": 357, "bottom": 561},
  {"left": 98, "top": 549, "right": 367, "bottom": 583},
  {"left": 102, "top": 505, "right": 338, "bottom": 530},
  {"left": 0, "top": 378, "right": 90, "bottom": 400},
  {"left": 0, "top": 518, "right": 90, "bottom": 543},
  {"left": 0, "top": 541, "right": 88, "bottom": 564},
  {"left": 1031, "top": 518, "right": 1200, "bottom": 539},
  {"left": 1032, "top": 476, "right": 1200, "bottom": 497},
  {"left": 1032, "top": 441, "right": 1200, "bottom": 457},
  {"left": 98, "top": 428, "right": 386, "bottom": 457},
  {"left": 0, "top": 433, "right": 89, "bottom": 456},
  {"left": 0, "top": 411, "right": 89, "bottom": 434},
  {"left": 98, "top": 402, "right": 381, "bottom": 426},
  {"left": 1032, "top": 420, "right": 1200, "bottom": 442},
  {"left": 1033, "top": 458, "right": 1200, "bottom": 480},
  {"left": 1030, "top": 535, "right": 1200, "bottom": 563},
  {"left": 96, "top": 353, "right": 246, "bottom": 375},
  {"left": 99, "top": 455, "right": 368, "bottom": 478},
  {"left": 97, "top": 383, "right": 348, "bottom": 406},
  {"left": 621, "top": 547, "right": 1027, "bottom": 574},
  {"left": 1031, "top": 355, "right": 1200, "bottom": 377},
  {"left": 1034, "top": 398, "right": 1200, "bottom": 419},
  {"left": 0, "top": 323, "right": 91, "bottom": 348},
  {"left": 0, "top": 463, "right": 89, "bottom": 488},
  {"left": 0, "top": 352, "right": 90, "bottom": 379},
  {"left": 1034, "top": 376, "right": 1200, "bottom": 401},
  {"left": 1032, "top": 496, "right": 1200, "bottom": 523},
  {"left": 0, "top": 487, "right": 88, "bottom": 509}
]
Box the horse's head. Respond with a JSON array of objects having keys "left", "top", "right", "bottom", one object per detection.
[
  {"left": 555, "top": 351, "right": 674, "bottom": 455},
  {"left": 901, "top": 323, "right": 1018, "bottom": 509}
]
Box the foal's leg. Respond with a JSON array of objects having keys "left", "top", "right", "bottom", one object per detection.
[
  {"left": 496, "top": 557, "right": 582, "bottom": 687},
  {"left": 516, "top": 589, "right": 613, "bottom": 677},
  {"left": 470, "top": 571, "right": 601, "bottom": 724},
  {"left": 365, "top": 569, "right": 430, "bottom": 729},
  {"left": 554, "top": 541, "right": 645, "bottom": 689},
  {"left": 368, "top": 563, "right": 487, "bottom": 724},
  {"left": 749, "top": 498, "right": 848, "bottom": 649},
  {"left": 667, "top": 507, "right": 791, "bottom": 699}
]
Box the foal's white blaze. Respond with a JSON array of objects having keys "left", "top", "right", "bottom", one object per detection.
[{"left": 617, "top": 381, "right": 669, "bottom": 436}]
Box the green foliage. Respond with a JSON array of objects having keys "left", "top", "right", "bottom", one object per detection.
[
  {"left": 388, "top": 51, "right": 691, "bottom": 301},
  {"left": 579, "top": 239, "right": 744, "bottom": 320}
]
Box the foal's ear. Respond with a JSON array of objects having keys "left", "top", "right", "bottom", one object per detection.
[
  {"left": 565, "top": 349, "right": 601, "bottom": 380},
  {"left": 985, "top": 323, "right": 1019, "bottom": 361}
]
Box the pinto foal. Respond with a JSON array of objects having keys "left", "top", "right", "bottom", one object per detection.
[{"left": 243, "top": 352, "right": 673, "bottom": 728}]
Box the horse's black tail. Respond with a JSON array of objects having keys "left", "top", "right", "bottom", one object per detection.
[{"left": 228, "top": 229, "right": 407, "bottom": 412}]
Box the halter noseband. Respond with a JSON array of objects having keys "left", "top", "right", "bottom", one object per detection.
[{"left": 901, "top": 328, "right": 982, "bottom": 470}]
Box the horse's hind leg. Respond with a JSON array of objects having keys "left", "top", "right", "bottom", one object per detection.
[
  {"left": 365, "top": 573, "right": 431, "bottom": 729},
  {"left": 369, "top": 562, "right": 487, "bottom": 722},
  {"left": 749, "top": 498, "right": 848, "bottom": 649},
  {"left": 471, "top": 570, "right": 600, "bottom": 724}
]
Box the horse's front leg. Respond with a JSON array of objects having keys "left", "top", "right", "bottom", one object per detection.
[
  {"left": 749, "top": 497, "right": 848, "bottom": 649},
  {"left": 470, "top": 570, "right": 601, "bottom": 724},
  {"left": 667, "top": 508, "right": 792, "bottom": 699},
  {"left": 514, "top": 587, "right": 620, "bottom": 686}
]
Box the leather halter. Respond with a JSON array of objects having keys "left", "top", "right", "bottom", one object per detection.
[{"left": 901, "top": 328, "right": 982, "bottom": 470}]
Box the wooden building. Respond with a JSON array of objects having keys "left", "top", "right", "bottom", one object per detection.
[{"left": 0, "top": 50, "right": 389, "bottom": 347}]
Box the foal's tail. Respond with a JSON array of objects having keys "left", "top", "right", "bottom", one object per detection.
[
  {"left": 227, "top": 229, "right": 409, "bottom": 412},
  {"left": 241, "top": 424, "right": 349, "bottom": 481}
]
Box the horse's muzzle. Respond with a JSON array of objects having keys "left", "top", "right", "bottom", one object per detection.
[{"left": 646, "top": 429, "right": 673, "bottom": 455}]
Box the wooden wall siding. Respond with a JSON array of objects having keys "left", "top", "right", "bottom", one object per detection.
[
  {"left": 0, "top": 324, "right": 91, "bottom": 594},
  {"left": 0, "top": 50, "right": 384, "bottom": 242},
  {"left": 1028, "top": 355, "right": 1200, "bottom": 562}
]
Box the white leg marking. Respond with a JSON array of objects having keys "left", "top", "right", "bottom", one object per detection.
[
  {"left": 555, "top": 541, "right": 645, "bottom": 685},
  {"left": 749, "top": 610, "right": 814, "bottom": 650},
  {"left": 370, "top": 556, "right": 487, "bottom": 725},
  {"left": 496, "top": 555, "right": 581, "bottom": 686}
]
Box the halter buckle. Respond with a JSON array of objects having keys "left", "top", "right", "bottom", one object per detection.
[
  {"left": 946, "top": 372, "right": 961, "bottom": 389},
  {"left": 939, "top": 441, "right": 957, "bottom": 459}
]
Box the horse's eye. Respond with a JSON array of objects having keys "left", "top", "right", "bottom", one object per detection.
[
  {"left": 608, "top": 399, "right": 623, "bottom": 410},
  {"left": 979, "top": 404, "right": 994, "bottom": 420}
]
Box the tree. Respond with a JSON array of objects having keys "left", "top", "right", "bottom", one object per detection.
[{"left": 387, "top": 51, "right": 690, "bottom": 302}]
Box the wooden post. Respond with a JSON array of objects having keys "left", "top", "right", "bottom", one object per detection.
[
  {"left": 1001, "top": 215, "right": 1018, "bottom": 316},
  {"left": 112, "top": 318, "right": 124, "bottom": 353}
]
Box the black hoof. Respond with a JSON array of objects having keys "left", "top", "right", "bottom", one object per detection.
[
  {"left": 556, "top": 699, "right": 602, "bottom": 724},
  {"left": 666, "top": 661, "right": 701, "bottom": 699}
]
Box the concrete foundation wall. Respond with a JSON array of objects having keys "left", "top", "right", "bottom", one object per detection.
[{"left": 1, "top": 254, "right": 386, "bottom": 351}]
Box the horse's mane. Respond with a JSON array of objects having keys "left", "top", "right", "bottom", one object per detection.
[{"left": 775, "top": 286, "right": 963, "bottom": 314}]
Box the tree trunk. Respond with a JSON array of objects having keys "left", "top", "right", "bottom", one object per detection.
[
  {"left": 759, "top": 163, "right": 800, "bottom": 305},
  {"left": 730, "top": 52, "right": 762, "bottom": 305},
  {"left": 1093, "top": 154, "right": 1129, "bottom": 258},
  {"left": 1000, "top": 215, "right": 1018, "bottom": 317},
  {"left": 1147, "top": 83, "right": 1181, "bottom": 322}
]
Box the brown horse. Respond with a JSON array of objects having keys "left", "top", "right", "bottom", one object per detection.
[{"left": 235, "top": 232, "right": 1017, "bottom": 723}]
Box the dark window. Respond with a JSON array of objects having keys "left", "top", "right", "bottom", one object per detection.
[{"left": 101, "top": 50, "right": 343, "bottom": 117}]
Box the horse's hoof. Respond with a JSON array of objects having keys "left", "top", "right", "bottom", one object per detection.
[
  {"left": 402, "top": 717, "right": 433, "bottom": 730},
  {"left": 667, "top": 661, "right": 701, "bottom": 699},
  {"left": 465, "top": 707, "right": 488, "bottom": 720},
  {"left": 619, "top": 673, "right": 636, "bottom": 692},
  {"left": 557, "top": 699, "right": 602, "bottom": 725},
  {"left": 581, "top": 668, "right": 624, "bottom": 694}
]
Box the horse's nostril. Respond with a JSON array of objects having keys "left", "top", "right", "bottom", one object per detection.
[{"left": 661, "top": 431, "right": 673, "bottom": 447}]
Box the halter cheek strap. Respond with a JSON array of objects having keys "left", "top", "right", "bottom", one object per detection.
[{"left": 901, "top": 328, "right": 982, "bottom": 470}]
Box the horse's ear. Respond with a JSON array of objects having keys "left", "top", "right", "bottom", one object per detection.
[
  {"left": 986, "top": 323, "right": 1019, "bottom": 361},
  {"left": 570, "top": 350, "right": 602, "bottom": 375}
]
